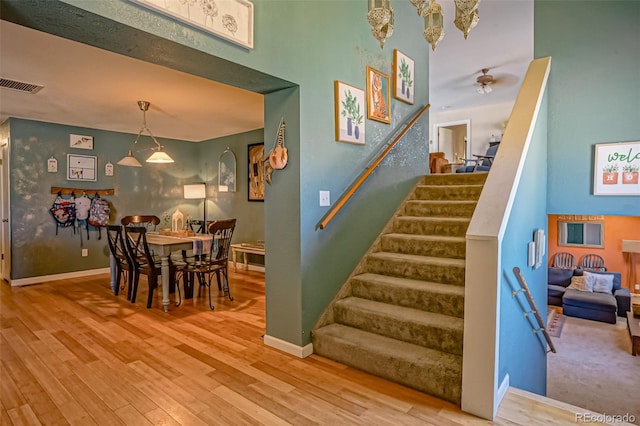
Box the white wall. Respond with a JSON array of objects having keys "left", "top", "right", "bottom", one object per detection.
[{"left": 430, "top": 101, "right": 514, "bottom": 157}]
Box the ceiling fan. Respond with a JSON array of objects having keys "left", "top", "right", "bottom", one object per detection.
[{"left": 476, "top": 68, "right": 496, "bottom": 94}]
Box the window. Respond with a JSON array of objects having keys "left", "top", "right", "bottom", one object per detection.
[{"left": 558, "top": 221, "right": 604, "bottom": 248}]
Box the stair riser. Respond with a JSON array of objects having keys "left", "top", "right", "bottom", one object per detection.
[
  {"left": 380, "top": 235, "right": 465, "bottom": 259},
  {"left": 419, "top": 174, "right": 487, "bottom": 186},
  {"left": 414, "top": 186, "right": 483, "bottom": 201},
  {"left": 333, "top": 302, "right": 463, "bottom": 355},
  {"left": 351, "top": 278, "right": 464, "bottom": 318},
  {"left": 364, "top": 257, "right": 465, "bottom": 286},
  {"left": 393, "top": 218, "right": 469, "bottom": 237},
  {"left": 403, "top": 202, "right": 477, "bottom": 218},
  {"left": 312, "top": 333, "right": 461, "bottom": 405}
]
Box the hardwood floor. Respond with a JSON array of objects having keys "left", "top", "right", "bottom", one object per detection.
[{"left": 0, "top": 270, "right": 617, "bottom": 425}]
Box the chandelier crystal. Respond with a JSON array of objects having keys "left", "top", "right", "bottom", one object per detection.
[{"left": 367, "top": 0, "right": 394, "bottom": 49}]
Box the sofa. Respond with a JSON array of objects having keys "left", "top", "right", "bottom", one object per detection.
[{"left": 547, "top": 268, "right": 630, "bottom": 324}]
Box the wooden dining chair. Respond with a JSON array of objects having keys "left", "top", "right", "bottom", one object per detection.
[
  {"left": 175, "top": 219, "right": 236, "bottom": 310},
  {"left": 123, "top": 226, "right": 169, "bottom": 308},
  {"left": 552, "top": 252, "right": 576, "bottom": 269},
  {"left": 106, "top": 225, "right": 134, "bottom": 300},
  {"left": 121, "top": 215, "right": 160, "bottom": 230},
  {"left": 580, "top": 254, "right": 606, "bottom": 271}
]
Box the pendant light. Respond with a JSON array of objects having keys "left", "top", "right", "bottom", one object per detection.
[{"left": 117, "top": 100, "right": 174, "bottom": 166}]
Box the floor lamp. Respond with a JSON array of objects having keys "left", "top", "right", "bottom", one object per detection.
[{"left": 184, "top": 183, "right": 207, "bottom": 234}]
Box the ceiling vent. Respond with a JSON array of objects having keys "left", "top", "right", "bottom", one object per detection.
[{"left": 0, "top": 78, "right": 44, "bottom": 94}]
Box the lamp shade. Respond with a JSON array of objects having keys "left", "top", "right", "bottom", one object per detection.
[
  {"left": 184, "top": 183, "right": 206, "bottom": 199},
  {"left": 146, "top": 149, "right": 174, "bottom": 163},
  {"left": 117, "top": 150, "right": 143, "bottom": 167}
]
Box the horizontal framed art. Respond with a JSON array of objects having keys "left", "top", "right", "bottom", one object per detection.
[
  {"left": 393, "top": 49, "right": 414, "bottom": 105},
  {"left": 334, "top": 81, "right": 365, "bottom": 145},
  {"left": 131, "top": 0, "right": 254, "bottom": 49},
  {"left": 70, "top": 134, "right": 93, "bottom": 150},
  {"left": 366, "top": 66, "right": 391, "bottom": 124},
  {"left": 67, "top": 154, "right": 97, "bottom": 181},
  {"left": 593, "top": 141, "right": 640, "bottom": 196}
]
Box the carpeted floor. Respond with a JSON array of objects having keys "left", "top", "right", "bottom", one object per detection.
[{"left": 547, "top": 314, "right": 640, "bottom": 425}]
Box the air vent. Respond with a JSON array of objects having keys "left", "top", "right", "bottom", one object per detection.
[{"left": 0, "top": 78, "right": 44, "bottom": 94}]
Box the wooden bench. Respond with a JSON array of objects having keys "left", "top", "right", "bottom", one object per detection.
[{"left": 230, "top": 242, "right": 265, "bottom": 271}]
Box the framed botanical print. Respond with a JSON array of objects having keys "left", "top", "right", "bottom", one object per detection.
[
  {"left": 393, "top": 49, "right": 414, "bottom": 104},
  {"left": 366, "top": 66, "right": 391, "bottom": 124},
  {"left": 248, "top": 142, "right": 264, "bottom": 201},
  {"left": 334, "top": 80, "right": 366, "bottom": 145}
]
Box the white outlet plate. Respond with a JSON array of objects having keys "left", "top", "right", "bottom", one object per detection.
[
  {"left": 319, "top": 191, "right": 330, "bottom": 207},
  {"left": 82, "top": 249, "right": 88, "bottom": 257}
]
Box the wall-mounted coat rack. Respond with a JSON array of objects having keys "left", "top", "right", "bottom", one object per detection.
[{"left": 50, "top": 187, "right": 115, "bottom": 195}]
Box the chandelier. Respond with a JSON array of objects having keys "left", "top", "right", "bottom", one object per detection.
[
  {"left": 368, "top": 0, "right": 480, "bottom": 51},
  {"left": 117, "top": 101, "right": 174, "bottom": 167}
]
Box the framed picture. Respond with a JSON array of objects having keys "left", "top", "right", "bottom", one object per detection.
[
  {"left": 131, "top": 0, "right": 254, "bottom": 49},
  {"left": 393, "top": 49, "right": 414, "bottom": 104},
  {"left": 67, "top": 154, "right": 97, "bottom": 181},
  {"left": 248, "top": 143, "right": 264, "bottom": 201},
  {"left": 366, "top": 66, "right": 391, "bottom": 124},
  {"left": 593, "top": 141, "right": 640, "bottom": 196},
  {"left": 70, "top": 134, "right": 93, "bottom": 150},
  {"left": 334, "top": 81, "right": 366, "bottom": 145}
]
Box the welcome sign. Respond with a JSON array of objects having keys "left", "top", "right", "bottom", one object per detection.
[{"left": 593, "top": 141, "right": 640, "bottom": 196}]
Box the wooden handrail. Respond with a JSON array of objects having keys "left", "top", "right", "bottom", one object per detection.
[
  {"left": 512, "top": 267, "right": 557, "bottom": 354},
  {"left": 318, "top": 104, "right": 430, "bottom": 230}
]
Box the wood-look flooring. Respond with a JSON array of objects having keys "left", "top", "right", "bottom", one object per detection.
[{"left": 0, "top": 270, "right": 616, "bottom": 425}]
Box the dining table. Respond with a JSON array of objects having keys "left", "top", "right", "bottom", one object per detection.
[{"left": 110, "top": 232, "right": 213, "bottom": 312}]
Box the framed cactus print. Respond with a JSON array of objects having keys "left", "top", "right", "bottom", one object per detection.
[
  {"left": 393, "top": 50, "right": 414, "bottom": 105},
  {"left": 366, "top": 66, "right": 391, "bottom": 124},
  {"left": 334, "top": 81, "right": 366, "bottom": 145},
  {"left": 593, "top": 141, "right": 640, "bottom": 196}
]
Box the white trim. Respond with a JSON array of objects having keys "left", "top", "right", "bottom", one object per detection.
[
  {"left": 496, "top": 374, "right": 510, "bottom": 410},
  {"left": 433, "top": 119, "right": 472, "bottom": 160},
  {"left": 263, "top": 334, "right": 313, "bottom": 358},
  {"left": 10, "top": 267, "right": 111, "bottom": 287}
]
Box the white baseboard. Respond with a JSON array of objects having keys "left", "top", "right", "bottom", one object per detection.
[
  {"left": 263, "top": 334, "right": 313, "bottom": 358},
  {"left": 10, "top": 268, "right": 111, "bottom": 287},
  {"left": 495, "top": 373, "right": 510, "bottom": 417}
]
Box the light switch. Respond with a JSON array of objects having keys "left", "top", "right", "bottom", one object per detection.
[{"left": 319, "top": 191, "right": 330, "bottom": 207}]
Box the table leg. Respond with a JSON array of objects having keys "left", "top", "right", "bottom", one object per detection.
[
  {"left": 161, "top": 255, "right": 171, "bottom": 312},
  {"left": 243, "top": 252, "right": 248, "bottom": 270},
  {"left": 232, "top": 248, "right": 238, "bottom": 272}
]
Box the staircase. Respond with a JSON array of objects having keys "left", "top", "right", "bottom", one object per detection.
[{"left": 311, "top": 172, "right": 487, "bottom": 405}]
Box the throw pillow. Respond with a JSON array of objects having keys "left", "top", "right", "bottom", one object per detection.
[
  {"left": 568, "top": 275, "right": 592, "bottom": 292},
  {"left": 587, "top": 271, "right": 614, "bottom": 293}
]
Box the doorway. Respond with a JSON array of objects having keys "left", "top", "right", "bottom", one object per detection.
[
  {"left": 433, "top": 119, "right": 471, "bottom": 165},
  {"left": 0, "top": 138, "right": 9, "bottom": 282}
]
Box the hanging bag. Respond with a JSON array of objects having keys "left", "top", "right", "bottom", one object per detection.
[{"left": 49, "top": 192, "right": 77, "bottom": 235}]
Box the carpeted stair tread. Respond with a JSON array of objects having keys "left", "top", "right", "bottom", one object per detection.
[
  {"left": 419, "top": 173, "right": 487, "bottom": 185},
  {"left": 351, "top": 273, "right": 464, "bottom": 317},
  {"left": 368, "top": 251, "right": 465, "bottom": 267},
  {"left": 393, "top": 216, "right": 471, "bottom": 237},
  {"left": 312, "top": 323, "right": 462, "bottom": 404},
  {"left": 365, "top": 252, "right": 465, "bottom": 285},
  {"left": 403, "top": 200, "right": 478, "bottom": 218},
  {"left": 380, "top": 233, "right": 466, "bottom": 259},
  {"left": 334, "top": 296, "right": 463, "bottom": 355},
  {"left": 413, "top": 185, "right": 484, "bottom": 201}
]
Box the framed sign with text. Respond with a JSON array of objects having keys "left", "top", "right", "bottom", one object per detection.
[{"left": 593, "top": 141, "right": 640, "bottom": 196}]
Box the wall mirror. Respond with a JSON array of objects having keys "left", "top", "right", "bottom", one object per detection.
[
  {"left": 218, "top": 148, "right": 237, "bottom": 192},
  {"left": 558, "top": 220, "right": 604, "bottom": 248}
]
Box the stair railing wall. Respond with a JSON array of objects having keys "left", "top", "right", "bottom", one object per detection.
[
  {"left": 461, "top": 57, "right": 552, "bottom": 420},
  {"left": 317, "top": 104, "right": 430, "bottom": 230}
]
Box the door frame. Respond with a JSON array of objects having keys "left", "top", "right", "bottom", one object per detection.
[
  {"left": 433, "top": 119, "right": 471, "bottom": 161},
  {"left": 1, "top": 138, "right": 10, "bottom": 282}
]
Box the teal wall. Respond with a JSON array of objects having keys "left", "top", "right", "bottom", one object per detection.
[
  {"left": 535, "top": 0, "right": 640, "bottom": 215},
  {"left": 498, "top": 94, "right": 549, "bottom": 396},
  {"left": 8, "top": 118, "right": 263, "bottom": 279},
  {"left": 3, "top": 0, "right": 429, "bottom": 346}
]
